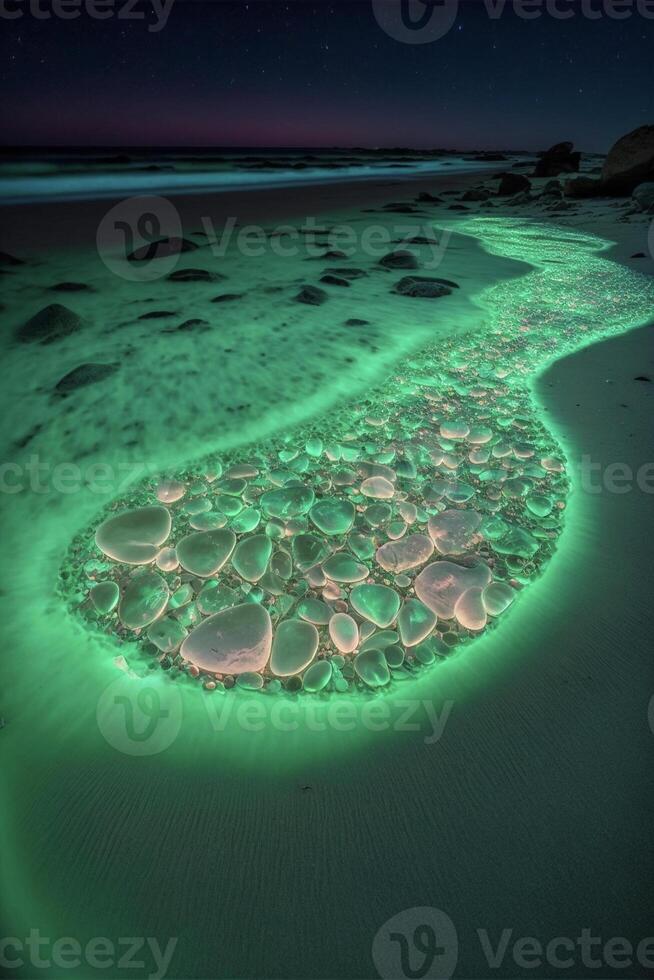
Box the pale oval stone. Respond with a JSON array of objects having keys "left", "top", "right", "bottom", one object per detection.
[
  {"left": 156, "top": 547, "right": 178, "bottom": 571},
  {"left": 428, "top": 509, "right": 481, "bottom": 555},
  {"left": 360, "top": 476, "right": 394, "bottom": 499},
  {"left": 376, "top": 533, "right": 434, "bottom": 573},
  {"left": 181, "top": 603, "right": 272, "bottom": 673},
  {"left": 118, "top": 570, "right": 169, "bottom": 630},
  {"left": 155, "top": 479, "right": 186, "bottom": 503},
  {"left": 440, "top": 420, "right": 470, "bottom": 440},
  {"left": 454, "top": 587, "right": 487, "bottom": 631},
  {"left": 95, "top": 506, "right": 171, "bottom": 565},
  {"left": 414, "top": 560, "right": 491, "bottom": 619},
  {"left": 231, "top": 534, "right": 272, "bottom": 582},
  {"left": 270, "top": 619, "right": 319, "bottom": 676},
  {"left": 328, "top": 612, "right": 359, "bottom": 653},
  {"left": 176, "top": 529, "right": 236, "bottom": 577},
  {"left": 398, "top": 599, "right": 438, "bottom": 647},
  {"left": 482, "top": 581, "right": 516, "bottom": 616},
  {"left": 350, "top": 584, "right": 401, "bottom": 628}
]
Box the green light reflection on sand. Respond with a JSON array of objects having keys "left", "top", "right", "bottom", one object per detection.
[{"left": 60, "top": 217, "right": 654, "bottom": 708}]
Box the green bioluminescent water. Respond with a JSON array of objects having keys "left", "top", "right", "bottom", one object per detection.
[{"left": 59, "top": 217, "right": 654, "bottom": 697}]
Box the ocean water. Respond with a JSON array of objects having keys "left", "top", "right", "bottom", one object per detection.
[{"left": 0, "top": 152, "right": 504, "bottom": 204}]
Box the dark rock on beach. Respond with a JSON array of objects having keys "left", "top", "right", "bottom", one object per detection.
[
  {"left": 295, "top": 285, "right": 328, "bottom": 306},
  {"left": 211, "top": 293, "right": 243, "bottom": 303},
  {"left": 138, "top": 310, "right": 177, "bottom": 320},
  {"left": 17, "top": 304, "right": 83, "bottom": 344},
  {"left": 320, "top": 274, "right": 351, "bottom": 287},
  {"left": 163, "top": 318, "right": 210, "bottom": 333},
  {"left": 564, "top": 176, "right": 604, "bottom": 199},
  {"left": 167, "top": 268, "right": 217, "bottom": 283},
  {"left": 49, "top": 282, "right": 93, "bottom": 293},
  {"left": 497, "top": 172, "right": 531, "bottom": 196},
  {"left": 393, "top": 276, "right": 458, "bottom": 298},
  {"left": 602, "top": 125, "right": 654, "bottom": 193},
  {"left": 345, "top": 318, "right": 370, "bottom": 326},
  {"left": 127, "top": 237, "right": 198, "bottom": 262},
  {"left": 462, "top": 187, "right": 492, "bottom": 201},
  {"left": 632, "top": 182, "right": 654, "bottom": 213},
  {"left": 379, "top": 249, "right": 419, "bottom": 270},
  {"left": 415, "top": 192, "right": 444, "bottom": 203},
  {"left": 54, "top": 362, "right": 119, "bottom": 394},
  {"left": 533, "top": 141, "right": 580, "bottom": 178}
]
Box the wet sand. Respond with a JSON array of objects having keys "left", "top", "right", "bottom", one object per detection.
[{"left": 1, "top": 166, "right": 653, "bottom": 979}]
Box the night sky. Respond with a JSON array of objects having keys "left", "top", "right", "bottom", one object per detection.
[{"left": 1, "top": 0, "right": 652, "bottom": 150}]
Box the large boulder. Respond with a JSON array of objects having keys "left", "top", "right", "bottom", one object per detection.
[
  {"left": 533, "top": 141, "right": 580, "bottom": 178},
  {"left": 602, "top": 126, "right": 654, "bottom": 193}
]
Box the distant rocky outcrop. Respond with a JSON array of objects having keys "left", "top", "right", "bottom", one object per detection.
[
  {"left": 533, "top": 141, "right": 580, "bottom": 178},
  {"left": 602, "top": 125, "right": 654, "bottom": 193}
]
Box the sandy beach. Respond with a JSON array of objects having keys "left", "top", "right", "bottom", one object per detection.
[{"left": 1, "top": 162, "right": 653, "bottom": 980}]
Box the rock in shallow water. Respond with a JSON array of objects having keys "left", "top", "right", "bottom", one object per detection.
[{"left": 181, "top": 603, "right": 272, "bottom": 674}]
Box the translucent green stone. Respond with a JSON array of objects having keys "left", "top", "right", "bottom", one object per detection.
[
  {"left": 297, "top": 598, "right": 332, "bottom": 625},
  {"left": 482, "top": 581, "right": 516, "bottom": 616},
  {"left": 118, "top": 570, "right": 169, "bottom": 630},
  {"left": 398, "top": 599, "right": 438, "bottom": 647},
  {"left": 348, "top": 532, "right": 376, "bottom": 561},
  {"left": 309, "top": 498, "right": 355, "bottom": 536},
  {"left": 493, "top": 525, "right": 539, "bottom": 559},
  {"left": 525, "top": 494, "right": 553, "bottom": 517},
  {"left": 359, "top": 629, "right": 399, "bottom": 653},
  {"left": 176, "top": 529, "right": 236, "bottom": 577},
  {"left": 384, "top": 644, "right": 405, "bottom": 668},
  {"left": 231, "top": 507, "right": 261, "bottom": 533},
  {"left": 292, "top": 533, "right": 330, "bottom": 571},
  {"left": 362, "top": 503, "right": 392, "bottom": 527},
  {"left": 322, "top": 552, "right": 369, "bottom": 583},
  {"left": 350, "top": 584, "right": 401, "bottom": 628},
  {"left": 236, "top": 671, "right": 264, "bottom": 690},
  {"left": 147, "top": 616, "right": 187, "bottom": 653},
  {"left": 270, "top": 619, "right": 319, "bottom": 676},
  {"left": 260, "top": 485, "right": 315, "bottom": 519},
  {"left": 89, "top": 581, "right": 119, "bottom": 614},
  {"left": 197, "top": 582, "right": 239, "bottom": 615},
  {"left": 231, "top": 534, "right": 272, "bottom": 582},
  {"left": 302, "top": 659, "right": 332, "bottom": 692},
  {"left": 354, "top": 648, "right": 390, "bottom": 688}
]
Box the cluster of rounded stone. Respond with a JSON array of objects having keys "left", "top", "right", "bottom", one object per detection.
[{"left": 64, "top": 332, "right": 568, "bottom": 694}]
